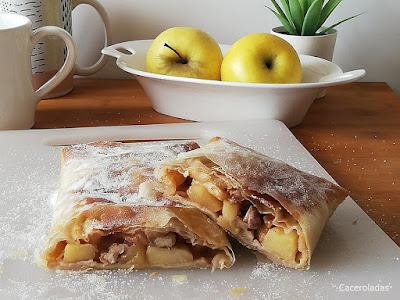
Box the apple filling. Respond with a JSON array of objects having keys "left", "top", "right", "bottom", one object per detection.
[
  {"left": 161, "top": 158, "right": 304, "bottom": 263},
  {"left": 49, "top": 228, "right": 231, "bottom": 269}
]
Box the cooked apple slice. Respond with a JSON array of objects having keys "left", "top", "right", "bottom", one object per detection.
[
  {"left": 262, "top": 227, "right": 299, "bottom": 262},
  {"left": 165, "top": 169, "right": 186, "bottom": 187},
  {"left": 146, "top": 245, "right": 194, "bottom": 266},
  {"left": 187, "top": 181, "right": 223, "bottom": 212},
  {"left": 63, "top": 244, "right": 97, "bottom": 263},
  {"left": 202, "top": 181, "right": 228, "bottom": 201},
  {"left": 221, "top": 200, "right": 240, "bottom": 220},
  {"left": 217, "top": 200, "right": 240, "bottom": 235},
  {"left": 119, "top": 244, "right": 147, "bottom": 265},
  {"left": 188, "top": 159, "right": 212, "bottom": 183}
]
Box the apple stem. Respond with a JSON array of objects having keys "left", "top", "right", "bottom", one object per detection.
[{"left": 164, "top": 43, "right": 187, "bottom": 64}]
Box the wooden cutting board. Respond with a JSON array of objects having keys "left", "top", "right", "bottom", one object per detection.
[{"left": 0, "top": 119, "right": 398, "bottom": 299}]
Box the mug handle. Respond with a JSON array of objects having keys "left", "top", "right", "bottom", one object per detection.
[
  {"left": 72, "top": 0, "right": 112, "bottom": 76},
  {"left": 31, "top": 26, "right": 77, "bottom": 101}
]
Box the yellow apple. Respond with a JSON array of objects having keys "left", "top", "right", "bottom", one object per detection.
[
  {"left": 146, "top": 27, "right": 223, "bottom": 80},
  {"left": 221, "top": 33, "right": 302, "bottom": 84}
]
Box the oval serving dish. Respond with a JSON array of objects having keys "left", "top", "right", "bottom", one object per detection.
[{"left": 102, "top": 40, "right": 365, "bottom": 127}]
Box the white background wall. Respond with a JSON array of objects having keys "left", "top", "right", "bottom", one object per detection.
[{"left": 72, "top": 0, "right": 400, "bottom": 96}]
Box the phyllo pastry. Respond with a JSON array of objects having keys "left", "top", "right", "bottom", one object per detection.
[
  {"left": 156, "top": 137, "right": 348, "bottom": 269},
  {"left": 38, "top": 141, "right": 234, "bottom": 271}
]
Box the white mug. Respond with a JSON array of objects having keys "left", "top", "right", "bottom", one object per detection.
[
  {"left": 0, "top": 0, "right": 111, "bottom": 98},
  {"left": 0, "top": 13, "right": 76, "bottom": 130}
]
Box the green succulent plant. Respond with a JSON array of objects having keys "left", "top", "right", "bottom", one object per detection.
[{"left": 268, "top": 0, "right": 362, "bottom": 36}]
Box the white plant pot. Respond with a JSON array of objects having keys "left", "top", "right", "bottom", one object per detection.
[
  {"left": 271, "top": 26, "right": 337, "bottom": 61},
  {"left": 271, "top": 26, "right": 338, "bottom": 98}
]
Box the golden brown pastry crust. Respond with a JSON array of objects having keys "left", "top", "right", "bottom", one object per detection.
[
  {"left": 38, "top": 141, "right": 234, "bottom": 271},
  {"left": 156, "top": 137, "right": 348, "bottom": 269}
]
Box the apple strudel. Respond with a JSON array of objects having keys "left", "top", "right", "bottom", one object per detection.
[
  {"left": 156, "top": 137, "right": 348, "bottom": 269},
  {"left": 38, "top": 141, "right": 234, "bottom": 271}
]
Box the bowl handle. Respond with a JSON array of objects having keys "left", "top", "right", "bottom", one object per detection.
[
  {"left": 319, "top": 69, "right": 366, "bottom": 84},
  {"left": 101, "top": 42, "right": 136, "bottom": 59}
]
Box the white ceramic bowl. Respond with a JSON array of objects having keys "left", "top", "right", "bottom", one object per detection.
[{"left": 102, "top": 40, "right": 365, "bottom": 127}]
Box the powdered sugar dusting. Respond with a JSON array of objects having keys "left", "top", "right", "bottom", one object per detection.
[
  {"left": 176, "top": 138, "right": 347, "bottom": 212},
  {"left": 56, "top": 141, "right": 197, "bottom": 207},
  {"left": 0, "top": 146, "right": 59, "bottom": 298},
  {"left": 250, "top": 262, "right": 325, "bottom": 299}
]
